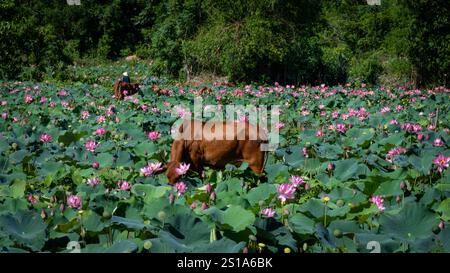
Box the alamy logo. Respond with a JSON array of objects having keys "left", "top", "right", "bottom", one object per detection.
[{"left": 67, "top": 0, "right": 81, "bottom": 5}]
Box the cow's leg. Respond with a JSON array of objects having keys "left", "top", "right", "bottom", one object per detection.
[{"left": 242, "top": 144, "right": 266, "bottom": 175}]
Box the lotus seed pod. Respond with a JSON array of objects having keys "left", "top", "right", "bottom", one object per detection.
[
  {"left": 336, "top": 199, "right": 344, "bottom": 207},
  {"left": 144, "top": 220, "right": 150, "bottom": 225},
  {"left": 258, "top": 200, "right": 265, "bottom": 207},
  {"left": 284, "top": 248, "right": 291, "bottom": 254},
  {"left": 249, "top": 235, "right": 257, "bottom": 241},
  {"left": 143, "top": 240, "right": 153, "bottom": 250},
  {"left": 333, "top": 229, "right": 343, "bottom": 238},
  {"left": 11, "top": 143, "right": 17, "bottom": 149},
  {"left": 303, "top": 243, "right": 308, "bottom": 251},
  {"left": 102, "top": 211, "right": 111, "bottom": 219},
  {"left": 157, "top": 211, "right": 167, "bottom": 221}
]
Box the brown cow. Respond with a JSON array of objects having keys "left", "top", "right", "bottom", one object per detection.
[
  {"left": 164, "top": 119, "right": 268, "bottom": 184},
  {"left": 113, "top": 80, "right": 140, "bottom": 100},
  {"left": 151, "top": 84, "right": 172, "bottom": 96}
]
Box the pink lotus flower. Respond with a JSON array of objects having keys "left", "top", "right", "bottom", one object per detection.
[
  {"left": 201, "top": 202, "right": 209, "bottom": 210},
  {"left": 24, "top": 95, "right": 33, "bottom": 104},
  {"left": 81, "top": 111, "right": 90, "bottom": 120},
  {"left": 27, "top": 194, "right": 38, "bottom": 204},
  {"left": 49, "top": 101, "right": 56, "bottom": 108},
  {"left": 174, "top": 181, "right": 187, "bottom": 197},
  {"left": 147, "top": 131, "right": 161, "bottom": 141},
  {"left": 117, "top": 180, "right": 131, "bottom": 191},
  {"left": 96, "top": 115, "right": 106, "bottom": 123},
  {"left": 95, "top": 127, "right": 107, "bottom": 136},
  {"left": 277, "top": 183, "right": 296, "bottom": 203},
  {"left": 152, "top": 107, "right": 160, "bottom": 113},
  {"left": 61, "top": 101, "right": 69, "bottom": 108},
  {"left": 275, "top": 122, "right": 285, "bottom": 129},
  {"left": 40, "top": 96, "right": 47, "bottom": 103},
  {"left": 389, "top": 119, "right": 399, "bottom": 125},
  {"left": 149, "top": 162, "right": 163, "bottom": 172},
  {"left": 386, "top": 147, "right": 407, "bottom": 163},
  {"left": 433, "top": 154, "right": 450, "bottom": 173},
  {"left": 190, "top": 202, "right": 198, "bottom": 209},
  {"left": 141, "top": 104, "right": 148, "bottom": 112},
  {"left": 396, "top": 105, "right": 403, "bottom": 112},
  {"left": 434, "top": 138, "right": 445, "bottom": 147},
  {"left": 331, "top": 111, "right": 339, "bottom": 119},
  {"left": 140, "top": 162, "right": 163, "bottom": 176},
  {"left": 67, "top": 195, "right": 81, "bottom": 209},
  {"left": 261, "top": 208, "right": 275, "bottom": 217},
  {"left": 290, "top": 175, "right": 304, "bottom": 187},
  {"left": 105, "top": 109, "right": 114, "bottom": 116},
  {"left": 85, "top": 140, "right": 98, "bottom": 152},
  {"left": 303, "top": 147, "right": 309, "bottom": 158},
  {"left": 335, "top": 123, "right": 347, "bottom": 133},
  {"left": 175, "top": 106, "right": 191, "bottom": 118},
  {"left": 380, "top": 107, "right": 391, "bottom": 114},
  {"left": 316, "top": 130, "right": 323, "bottom": 137},
  {"left": 175, "top": 163, "right": 190, "bottom": 175},
  {"left": 40, "top": 134, "right": 52, "bottom": 142},
  {"left": 369, "top": 195, "right": 385, "bottom": 212},
  {"left": 239, "top": 115, "right": 249, "bottom": 123},
  {"left": 87, "top": 177, "right": 100, "bottom": 187}
]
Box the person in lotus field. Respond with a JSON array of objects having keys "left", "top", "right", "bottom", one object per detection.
[
  {"left": 113, "top": 72, "right": 140, "bottom": 100},
  {"left": 122, "top": 71, "right": 130, "bottom": 83}
]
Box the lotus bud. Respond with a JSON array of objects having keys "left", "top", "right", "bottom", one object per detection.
[
  {"left": 157, "top": 211, "right": 166, "bottom": 221},
  {"left": 327, "top": 163, "right": 335, "bottom": 171},
  {"left": 92, "top": 162, "right": 100, "bottom": 169},
  {"left": 400, "top": 181, "right": 406, "bottom": 190},
  {"left": 304, "top": 183, "right": 310, "bottom": 191},
  {"left": 209, "top": 192, "right": 216, "bottom": 201}
]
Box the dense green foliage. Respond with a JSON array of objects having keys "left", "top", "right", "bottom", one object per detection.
[{"left": 0, "top": 0, "right": 449, "bottom": 86}]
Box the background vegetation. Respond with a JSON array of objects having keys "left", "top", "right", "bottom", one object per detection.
[{"left": 0, "top": 0, "right": 449, "bottom": 86}]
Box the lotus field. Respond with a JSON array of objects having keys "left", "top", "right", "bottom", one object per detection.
[{"left": 1, "top": 73, "right": 450, "bottom": 253}]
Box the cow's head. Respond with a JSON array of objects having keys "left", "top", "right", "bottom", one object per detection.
[{"left": 166, "top": 161, "right": 181, "bottom": 184}]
